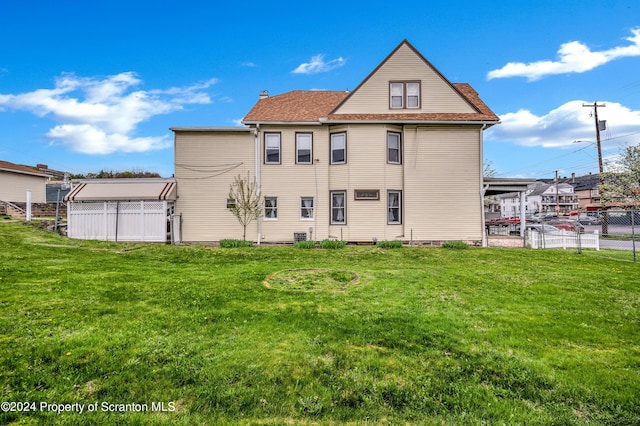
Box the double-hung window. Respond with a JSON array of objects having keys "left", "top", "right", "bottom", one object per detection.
[
  {"left": 387, "top": 132, "right": 401, "bottom": 164},
  {"left": 264, "top": 197, "right": 277, "bottom": 220},
  {"left": 265, "top": 133, "right": 281, "bottom": 164},
  {"left": 406, "top": 82, "right": 420, "bottom": 108},
  {"left": 390, "top": 83, "right": 404, "bottom": 108},
  {"left": 387, "top": 191, "right": 402, "bottom": 224},
  {"left": 296, "top": 133, "right": 313, "bottom": 164},
  {"left": 330, "top": 191, "right": 346, "bottom": 225},
  {"left": 389, "top": 81, "right": 420, "bottom": 109},
  {"left": 300, "top": 197, "right": 314, "bottom": 220},
  {"left": 330, "top": 132, "right": 346, "bottom": 164}
]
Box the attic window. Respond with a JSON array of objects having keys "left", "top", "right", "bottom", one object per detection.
[{"left": 390, "top": 81, "right": 420, "bottom": 109}]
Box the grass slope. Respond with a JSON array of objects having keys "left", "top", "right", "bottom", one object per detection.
[{"left": 1, "top": 222, "right": 639, "bottom": 425}]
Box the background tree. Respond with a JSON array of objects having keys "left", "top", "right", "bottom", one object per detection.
[
  {"left": 228, "top": 173, "right": 262, "bottom": 241},
  {"left": 483, "top": 160, "right": 499, "bottom": 210},
  {"left": 70, "top": 168, "right": 162, "bottom": 179},
  {"left": 484, "top": 160, "right": 497, "bottom": 178},
  {"left": 601, "top": 143, "right": 640, "bottom": 206}
]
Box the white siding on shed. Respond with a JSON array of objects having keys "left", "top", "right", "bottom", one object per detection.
[{"left": 0, "top": 171, "right": 47, "bottom": 203}]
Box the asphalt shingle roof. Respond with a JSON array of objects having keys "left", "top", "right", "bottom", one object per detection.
[{"left": 242, "top": 84, "right": 499, "bottom": 124}]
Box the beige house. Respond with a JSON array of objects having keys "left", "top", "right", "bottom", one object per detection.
[
  {"left": 0, "top": 160, "right": 49, "bottom": 204},
  {"left": 172, "top": 40, "right": 500, "bottom": 245}
]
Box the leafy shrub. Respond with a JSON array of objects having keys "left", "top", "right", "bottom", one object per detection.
[
  {"left": 294, "top": 240, "right": 317, "bottom": 249},
  {"left": 376, "top": 240, "right": 403, "bottom": 249},
  {"left": 219, "top": 239, "right": 254, "bottom": 248},
  {"left": 319, "top": 239, "right": 346, "bottom": 249},
  {"left": 442, "top": 240, "right": 468, "bottom": 249}
]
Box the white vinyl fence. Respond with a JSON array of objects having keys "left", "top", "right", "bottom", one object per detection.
[
  {"left": 529, "top": 229, "right": 599, "bottom": 250},
  {"left": 67, "top": 201, "right": 171, "bottom": 242}
]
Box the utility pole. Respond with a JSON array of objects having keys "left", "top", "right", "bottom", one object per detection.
[
  {"left": 555, "top": 170, "right": 559, "bottom": 214},
  {"left": 583, "top": 102, "right": 607, "bottom": 234},
  {"left": 583, "top": 102, "right": 605, "bottom": 175}
]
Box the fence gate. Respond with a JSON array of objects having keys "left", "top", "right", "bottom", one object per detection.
[{"left": 67, "top": 201, "right": 170, "bottom": 242}]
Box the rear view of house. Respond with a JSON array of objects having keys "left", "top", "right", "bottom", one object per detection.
[{"left": 173, "top": 40, "right": 499, "bottom": 245}]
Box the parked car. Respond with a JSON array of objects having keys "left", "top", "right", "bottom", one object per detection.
[
  {"left": 577, "top": 215, "right": 601, "bottom": 225},
  {"left": 527, "top": 214, "right": 542, "bottom": 223},
  {"left": 547, "top": 219, "right": 585, "bottom": 233},
  {"left": 526, "top": 224, "right": 561, "bottom": 234},
  {"left": 537, "top": 213, "right": 558, "bottom": 221}
]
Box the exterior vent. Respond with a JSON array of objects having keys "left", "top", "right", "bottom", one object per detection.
[{"left": 293, "top": 232, "right": 307, "bottom": 242}]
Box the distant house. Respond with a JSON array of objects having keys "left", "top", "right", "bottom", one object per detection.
[
  {"left": 539, "top": 173, "right": 601, "bottom": 210},
  {"left": 499, "top": 182, "right": 579, "bottom": 216},
  {"left": 172, "top": 40, "right": 500, "bottom": 245},
  {"left": 0, "top": 160, "right": 49, "bottom": 204}
]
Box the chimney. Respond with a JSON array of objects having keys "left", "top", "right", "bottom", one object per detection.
[
  {"left": 259, "top": 90, "right": 269, "bottom": 99},
  {"left": 571, "top": 172, "right": 575, "bottom": 183},
  {"left": 37, "top": 164, "right": 48, "bottom": 169}
]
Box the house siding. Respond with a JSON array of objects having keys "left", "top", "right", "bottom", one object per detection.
[
  {"left": 327, "top": 124, "right": 404, "bottom": 242},
  {"left": 259, "top": 125, "right": 330, "bottom": 242},
  {"left": 334, "top": 43, "right": 476, "bottom": 115},
  {"left": 403, "top": 126, "right": 482, "bottom": 241},
  {"left": 172, "top": 40, "right": 497, "bottom": 245},
  {"left": 173, "top": 130, "right": 256, "bottom": 242},
  {"left": 0, "top": 171, "right": 47, "bottom": 203}
]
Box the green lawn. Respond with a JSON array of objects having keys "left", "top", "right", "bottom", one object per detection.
[{"left": 1, "top": 221, "right": 639, "bottom": 425}]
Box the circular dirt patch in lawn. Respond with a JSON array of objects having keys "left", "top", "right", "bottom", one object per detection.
[{"left": 264, "top": 268, "right": 359, "bottom": 292}]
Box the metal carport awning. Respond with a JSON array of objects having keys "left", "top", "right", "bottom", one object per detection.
[
  {"left": 65, "top": 178, "right": 177, "bottom": 202},
  {"left": 483, "top": 178, "right": 534, "bottom": 197},
  {"left": 482, "top": 177, "right": 536, "bottom": 246}
]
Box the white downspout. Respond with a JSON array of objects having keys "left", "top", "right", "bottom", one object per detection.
[
  {"left": 255, "top": 124, "right": 261, "bottom": 245},
  {"left": 480, "top": 124, "right": 488, "bottom": 247}
]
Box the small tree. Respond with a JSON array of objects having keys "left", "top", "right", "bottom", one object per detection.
[{"left": 228, "top": 173, "right": 262, "bottom": 241}]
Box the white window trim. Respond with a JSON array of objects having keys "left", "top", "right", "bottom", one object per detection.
[
  {"left": 265, "top": 133, "right": 281, "bottom": 164},
  {"left": 330, "top": 132, "right": 346, "bottom": 165},
  {"left": 387, "top": 190, "right": 402, "bottom": 225},
  {"left": 390, "top": 81, "right": 421, "bottom": 110},
  {"left": 264, "top": 196, "right": 278, "bottom": 220},
  {"left": 390, "top": 82, "right": 404, "bottom": 109},
  {"left": 330, "top": 191, "right": 347, "bottom": 225},
  {"left": 300, "top": 197, "right": 315, "bottom": 220},
  {"left": 296, "top": 133, "right": 313, "bottom": 165},
  {"left": 406, "top": 82, "right": 420, "bottom": 109},
  {"left": 387, "top": 132, "right": 401, "bottom": 164}
]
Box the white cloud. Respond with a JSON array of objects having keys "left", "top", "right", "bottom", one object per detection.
[
  {"left": 292, "top": 54, "right": 346, "bottom": 74},
  {"left": 47, "top": 124, "right": 171, "bottom": 155},
  {"left": 0, "top": 72, "right": 217, "bottom": 154},
  {"left": 488, "top": 28, "right": 640, "bottom": 81},
  {"left": 486, "top": 100, "right": 640, "bottom": 148}
]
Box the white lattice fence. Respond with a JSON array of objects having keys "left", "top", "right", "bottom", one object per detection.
[
  {"left": 529, "top": 230, "right": 599, "bottom": 250},
  {"left": 67, "top": 201, "right": 169, "bottom": 242}
]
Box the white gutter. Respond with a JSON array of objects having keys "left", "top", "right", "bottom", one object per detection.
[
  {"left": 245, "top": 119, "right": 499, "bottom": 126},
  {"left": 243, "top": 121, "right": 323, "bottom": 126},
  {"left": 320, "top": 119, "right": 499, "bottom": 126}
]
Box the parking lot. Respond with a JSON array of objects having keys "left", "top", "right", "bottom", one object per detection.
[{"left": 487, "top": 211, "right": 639, "bottom": 256}]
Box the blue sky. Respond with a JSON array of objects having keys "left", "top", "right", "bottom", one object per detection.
[{"left": 1, "top": 0, "right": 639, "bottom": 179}]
